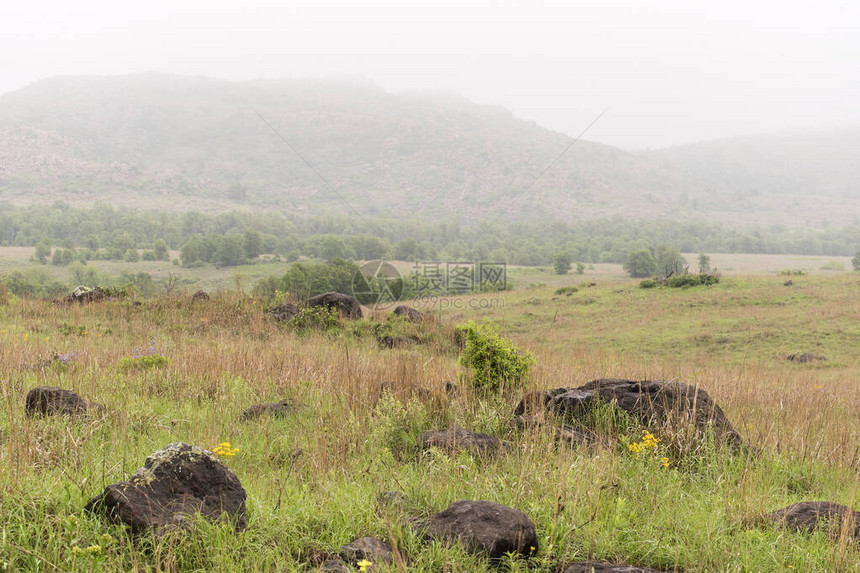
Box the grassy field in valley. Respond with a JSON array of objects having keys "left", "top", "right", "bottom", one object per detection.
[{"left": 0, "top": 273, "right": 858, "bottom": 571}]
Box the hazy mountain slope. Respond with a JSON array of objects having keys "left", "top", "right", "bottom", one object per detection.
[
  {"left": 0, "top": 73, "right": 858, "bottom": 227},
  {"left": 647, "top": 129, "right": 860, "bottom": 227}
]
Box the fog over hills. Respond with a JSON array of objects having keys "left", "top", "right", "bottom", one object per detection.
[{"left": 1, "top": 73, "right": 858, "bottom": 229}]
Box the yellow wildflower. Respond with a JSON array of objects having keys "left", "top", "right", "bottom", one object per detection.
[
  {"left": 85, "top": 545, "right": 102, "bottom": 554},
  {"left": 660, "top": 457, "right": 670, "bottom": 468},
  {"left": 212, "top": 442, "right": 239, "bottom": 458},
  {"left": 357, "top": 559, "right": 373, "bottom": 572},
  {"left": 71, "top": 546, "right": 83, "bottom": 555}
]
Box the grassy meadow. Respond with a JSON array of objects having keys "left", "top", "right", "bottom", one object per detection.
[{"left": 0, "top": 272, "right": 859, "bottom": 571}]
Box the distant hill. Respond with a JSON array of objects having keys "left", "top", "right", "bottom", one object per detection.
[{"left": 1, "top": 73, "right": 858, "bottom": 227}]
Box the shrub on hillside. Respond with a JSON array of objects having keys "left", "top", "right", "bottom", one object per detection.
[
  {"left": 665, "top": 274, "right": 719, "bottom": 288},
  {"left": 287, "top": 306, "right": 340, "bottom": 334},
  {"left": 456, "top": 321, "right": 535, "bottom": 393}
]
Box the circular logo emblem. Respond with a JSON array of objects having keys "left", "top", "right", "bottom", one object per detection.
[{"left": 352, "top": 260, "right": 403, "bottom": 310}]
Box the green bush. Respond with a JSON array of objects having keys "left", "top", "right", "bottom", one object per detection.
[
  {"left": 287, "top": 306, "right": 340, "bottom": 334},
  {"left": 638, "top": 279, "right": 658, "bottom": 289},
  {"left": 554, "top": 286, "right": 579, "bottom": 295},
  {"left": 664, "top": 274, "right": 719, "bottom": 288},
  {"left": 118, "top": 355, "right": 168, "bottom": 372},
  {"left": 456, "top": 321, "right": 535, "bottom": 393}
]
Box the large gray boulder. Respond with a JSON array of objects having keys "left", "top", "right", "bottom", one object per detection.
[
  {"left": 84, "top": 442, "right": 247, "bottom": 533},
  {"left": 516, "top": 378, "right": 742, "bottom": 446},
  {"left": 411, "top": 500, "right": 537, "bottom": 560}
]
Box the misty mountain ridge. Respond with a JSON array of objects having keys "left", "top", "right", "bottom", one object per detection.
[{"left": 1, "top": 73, "right": 858, "bottom": 228}]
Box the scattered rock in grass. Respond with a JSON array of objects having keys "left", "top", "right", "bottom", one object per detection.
[
  {"left": 239, "top": 399, "right": 295, "bottom": 420},
  {"left": 410, "top": 500, "right": 537, "bottom": 560},
  {"left": 510, "top": 415, "right": 599, "bottom": 448},
  {"left": 308, "top": 291, "right": 363, "bottom": 320},
  {"left": 419, "top": 428, "right": 501, "bottom": 456},
  {"left": 25, "top": 386, "right": 98, "bottom": 417},
  {"left": 515, "top": 378, "right": 742, "bottom": 447},
  {"left": 788, "top": 352, "right": 826, "bottom": 363},
  {"left": 766, "top": 501, "right": 860, "bottom": 538},
  {"left": 338, "top": 537, "right": 395, "bottom": 569},
  {"left": 377, "top": 491, "right": 406, "bottom": 511},
  {"left": 320, "top": 559, "right": 351, "bottom": 572},
  {"left": 67, "top": 285, "right": 109, "bottom": 304},
  {"left": 393, "top": 305, "right": 424, "bottom": 322},
  {"left": 783, "top": 280, "right": 793, "bottom": 286},
  {"left": 563, "top": 562, "right": 670, "bottom": 573},
  {"left": 84, "top": 442, "right": 247, "bottom": 533},
  {"left": 379, "top": 335, "right": 415, "bottom": 349},
  {"left": 191, "top": 290, "right": 210, "bottom": 302},
  {"left": 268, "top": 302, "right": 301, "bottom": 323}
]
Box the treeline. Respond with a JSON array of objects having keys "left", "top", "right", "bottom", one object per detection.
[{"left": 2, "top": 201, "right": 860, "bottom": 267}]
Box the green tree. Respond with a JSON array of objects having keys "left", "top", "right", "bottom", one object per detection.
[
  {"left": 575, "top": 262, "right": 585, "bottom": 275},
  {"left": 35, "top": 239, "right": 52, "bottom": 264},
  {"left": 153, "top": 239, "right": 170, "bottom": 261},
  {"left": 350, "top": 234, "right": 390, "bottom": 260},
  {"left": 243, "top": 231, "right": 262, "bottom": 260},
  {"left": 853, "top": 252, "right": 860, "bottom": 271},
  {"left": 553, "top": 252, "right": 572, "bottom": 275},
  {"left": 654, "top": 245, "right": 687, "bottom": 279},
  {"left": 122, "top": 248, "right": 140, "bottom": 263},
  {"left": 698, "top": 253, "right": 712, "bottom": 274},
  {"left": 214, "top": 234, "right": 246, "bottom": 266},
  {"left": 623, "top": 250, "right": 657, "bottom": 278}
]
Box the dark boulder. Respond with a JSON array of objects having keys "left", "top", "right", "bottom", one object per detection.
[
  {"left": 25, "top": 386, "right": 96, "bottom": 417},
  {"left": 239, "top": 399, "right": 295, "bottom": 420},
  {"left": 510, "top": 415, "right": 598, "bottom": 448},
  {"left": 411, "top": 500, "right": 537, "bottom": 560},
  {"left": 767, "top": 501, "right": 860, "bottom": 538},
  {"left": 191, "top": 290, "right": 210, "bottom": 302},
  {"left": 419, "top": 428, "right": 501, "bottom": 456},
  {"left": 268, "top": 302, "right": 300, "bottom": 323},
  {"left": 338, "top": 537, "right": 395, "bottom": 568},
  {"left": 516, "top": 378, "right": 742, "bottom": 446},
  {"left": 308, "top": 292, "right": 362, "bottom": 320},
  {"left": 563, "top": 562, "right": 670, "bottom": 573},
  {"left": 392, "top": 305, "right": 424, "bottom": 322},
  {"left": 84, "top": 442, "right": 247, "bottom": 533}
]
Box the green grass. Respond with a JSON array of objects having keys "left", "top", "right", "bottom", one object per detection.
[{"left": 0, "top": 277, "right": 858, "bottom": 571}]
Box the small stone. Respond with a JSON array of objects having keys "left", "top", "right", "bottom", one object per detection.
[
  {"left": 239, "top": 399, "right": 295, "bottom": 420},
  {"left": 563, "top": 562, "right": 670, "bottom": 573},
  {"left": 338, "top": 537, "right": 394, "bottom": 568},
  {"left": 419, "top": 428, "right": 501, "bottom": 456}
]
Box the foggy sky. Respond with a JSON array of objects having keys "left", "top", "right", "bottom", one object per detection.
[{"left": 2, "top": 0, "right": 858, "bottom": 149}]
